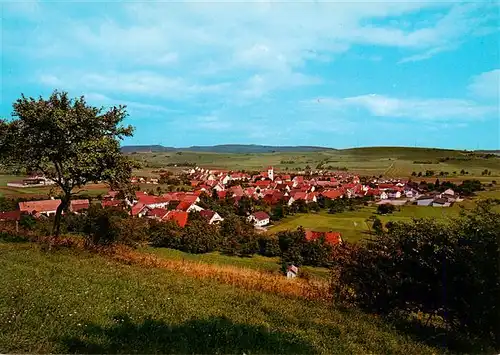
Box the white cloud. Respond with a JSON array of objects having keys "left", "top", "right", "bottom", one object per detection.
[
  {"left": 310, "top": 94, "right": 498, "bottom": 120},
  {"left": 468, "top": 69, "right": 500, "bottom": 100},
  {"left": 39, "top": 72, "right": 230, "bottom": 101},
  {"left": 84, "top": 92, "right": 183, "bottom": 115},
  {"left": 12, "top": 1, "right": 496, "bottom": 99}
]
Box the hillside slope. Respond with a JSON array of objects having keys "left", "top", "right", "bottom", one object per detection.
[{"left": 0, "top": 241, "right": 439, "bottom": 354}]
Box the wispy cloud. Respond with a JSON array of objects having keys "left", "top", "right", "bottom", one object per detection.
[
  {"left": 468, "top": 69, "right": 500, "bottom": 100},
  {"left": 310, "top": 94, "right": 498, "bottom": 120}
]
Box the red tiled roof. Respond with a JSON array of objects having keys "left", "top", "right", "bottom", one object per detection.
[
  {"left": 200, "top": 209, "right": 215, "bottom": 221},
  {"left": 252, "top": 211, "right": 270, "bottom": 221},
  {"left": 322, "top": 190, "right": 343, "bottom": 199},
  {"left": 176, "top": 201, "right": 192, "bottom": 211},
  {"left": 255, "top": 180, "right": 271, "bottom": 187},
  {"left": 305, "top": 230, "right": 342, "bottom": 246},
  {"left": 0, "top": 210, "right": 22, "bottom": 221},
  {"left": 102, "top": 200, "right": 123, "bottom": 208},
  {"left": 217, "top": 191, "right": 227, "bottom": 199},
  {"left": 70, "top": 199, "right": 90, "bottom": 212},
  {"left": 147, "top": 208, "right": 169, "bottom": 218},
  {"left": 164, "top": 211, "right": 188, "bottom": 227},
  {"left": 131, "top": 202, "right": 145, "bottom": 216},
  {"left": 19, "top": 199, "right": 61, "bottom": 214}
]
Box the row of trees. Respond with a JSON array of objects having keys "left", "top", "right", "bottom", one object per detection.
[
  {"left": 331, "top": 200, "right": 500, "bottom": 348},
  {"left": 19, "top": 205, "right": 334, "bottom": 267}
]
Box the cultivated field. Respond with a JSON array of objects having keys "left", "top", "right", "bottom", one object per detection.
[
  {"left": 0, "top": 241, "right": 446, "bottom": 354},
  {"left": 128, "top": 147, "right": 500, "bottom": 178}
]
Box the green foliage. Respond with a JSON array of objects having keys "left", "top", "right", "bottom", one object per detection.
[
  {"left": 332, "top": 201, "right": 500, "bottom": 348},
  {"left": 257, "top": 234, "right": 281, "bottom": 257},
  {"left": 82, "top": 205, "right": 130, "bottom": 246},
  {"left": 372, "top": 217, "right": 383, "bottom": 235},
  {"left": 0, "top": 90, "right": 137, "bottom": 236},
  {"left": 220, "top": 214, "right": 258, "bottom": 257},
  {"left": 377, "top": 204, "right": 395, "bottom": 215},
  {"left": 0, "top": 197, "right": 17, "bottom": 212},
  {"left": 181, "top": 220, "right": 221, "bottom": 254},
  {"left": 149, "top": 219, "right": 183, "bottom": 249}
]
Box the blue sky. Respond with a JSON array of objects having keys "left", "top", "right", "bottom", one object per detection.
[{"left": 1, "top": 1, "right": 499, "bottom": 149}]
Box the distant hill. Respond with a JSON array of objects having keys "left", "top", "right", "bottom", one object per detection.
[
  {"left": 121, "top": 144, "right": 335, "bottom": 154},
  {"left": 121, "top": 144, "right": 497, "bottom": 155}
]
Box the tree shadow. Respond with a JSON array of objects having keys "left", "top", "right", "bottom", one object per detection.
[
  {"left": 60, "top": 315, "right": 315, "bottom": 354},
  {"left": 386, "top": 314, "right": 494, "bottom": 354}
]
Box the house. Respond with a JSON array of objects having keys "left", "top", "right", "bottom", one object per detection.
[
  {"left": 443, "top": 188, "right": 455, "bottom": 196},
  {"left": 70, "top": 199, "right": 90, "bottom": 213},
  {"left": 19, "top": 199, "right": 61, "bottom": 217},
  {"left": 0, "top": 210, "right": 22, "bottom": 221},
  {"left": 286, "top": 264, "right": 298, "bottom": 279},
  {"left": 164, "top": 211, "right": 188, "bottom": 228},
  {"left": 102, "top": 200, "right": 123, "bottom": 208},
  {"left": 380, "top": 191, "right": 389, "bottom": 200},
  {"left": 432, "top": 198, "right": 451, "bottom": 207},
  {"left": 248, "top": 211, "right": 270, "bottom": 227},
  {"left": 305, "top": 230, "right": 343, "bottom": 246},
  {"left": 176, "top": 201, "right": 204, "bottom": 213},
  {"left": 200, "top": 210, "right": 224, "bottom": 224},
  {"left": 387, "top": 190, "right": 401, "bottom": 199},
  {"left": 145, "top": 207, "right": 169, "bottom": 220},
  {"left": 416, "top": 196, "right": 434, "bottom": 206}
]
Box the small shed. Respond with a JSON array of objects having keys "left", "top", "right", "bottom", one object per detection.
[{"left": 286, "top": 265, "right": 298, "bottom": 279}]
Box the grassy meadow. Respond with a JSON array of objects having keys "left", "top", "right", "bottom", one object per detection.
[
  {"left": 0, "top": 240, "right": 459, "bottom": 354},
  {"left": 0, "top": 174, "right": 109, "bottom": 199},
  {"left": 147, "top": 247, "right": 331, "bottom": 280},
  {"left": 268, "top": 205, "right": 466, "bottom": 242}
]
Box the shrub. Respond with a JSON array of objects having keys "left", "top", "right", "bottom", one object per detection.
[
  {"left": 220, "top": 214, "right": 258, "bottom": 257},
  {"left": 377, "top": 203, "right": 395, "bottom": 215},
  {"left": 149, "top": 220, "right": 183, "bottom": 249},
  {"left": 181, "top": 220, "right": 221, "bottom": 254},
  {"left": 82, "top": 205, "right": 129, "bottom": 246},
  {"left": 258, "top": 234, "right": 281, "bottom": 257}
]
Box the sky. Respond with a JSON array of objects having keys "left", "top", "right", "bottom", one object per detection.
[{"left": 1, "top": 1, "right": 499, "bottom": 149}]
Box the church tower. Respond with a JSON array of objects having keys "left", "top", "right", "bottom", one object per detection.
[{"left": 267, "top": 166, "right": 274, "bottom": 181}]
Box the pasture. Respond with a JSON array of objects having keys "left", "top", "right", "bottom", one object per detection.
[
  {"left": 0, "top": 241, "right": 442, "bottom": 354},
  {"left": 268, "top": 205, "right": 464, "bottom": 242}
]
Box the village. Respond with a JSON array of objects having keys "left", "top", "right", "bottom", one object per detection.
[{"left": 0, "top": 165, "right": 467, "bottom": 246}]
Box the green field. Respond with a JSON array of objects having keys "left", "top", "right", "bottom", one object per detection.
[
  {"left": 128, "top": 147, "right": 500, "bottom": 178},
  {"left": 269, "top": 206, "right": 464, "bottom": 242},
  {"left": 147, "top": 247, "right": 330, "bottom": 280},
  {"left": 0, "top": 174, "right": 109, "bottom": 199},
  {"left": 0, "top": 241, "right": 444, "bottom": 354}
]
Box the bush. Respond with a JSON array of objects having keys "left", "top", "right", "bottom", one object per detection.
[
  {"left": 377, "top": 203, "right": 395, "bottom": 215},
  {"left": 82, "top": 205, "right": 129, "bottom": 246},
  {"left": 149, "top": 220, "right": 183, "bottom": 249},
  {"left": 258, "top": 234, "right": 281, "bottom": 257},
  {"left": 220, "top": 214, "right": 258, "bottom": 257},
  {"left": 181, "top": 220, "right": 221, "bottom": 254}
]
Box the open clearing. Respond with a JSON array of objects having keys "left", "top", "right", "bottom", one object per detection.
[{"left": 0, "top": 241, "right": 440, "bottom": 354}]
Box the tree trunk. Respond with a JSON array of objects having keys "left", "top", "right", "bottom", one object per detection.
[{"left": 52, "top": 194, "right": 70, "bottom": 238}]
